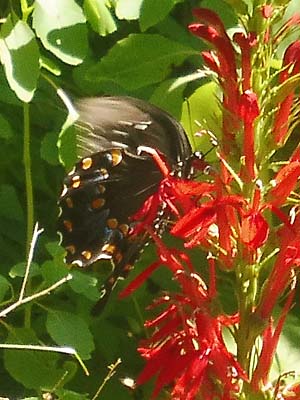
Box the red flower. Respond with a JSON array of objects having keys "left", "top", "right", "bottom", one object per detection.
[
  {"left": 252, "top": 289, "right": 295, "bottom": 390},
  {"left": 273, "top": 41, "right": 300, "bottom": 144},
  {"left": 189, "top": 8, "right": 240, "bottom": 150},
  {"left": 267, "top": 160, "right": 300, "bottom": 207},
  {"left": 233, "top": 33, "right": 257, "bottom": 91},
  {"left": 238, "top": 90, "right": 260, "bottom": 181},
  {"left": 256, "top": 212, "right": 300, "bottom": 321},
  {"left": 136, "top": 274, "right": 247, "bottom": 400}
]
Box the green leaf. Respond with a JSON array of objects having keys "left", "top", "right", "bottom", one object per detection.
[
  {"left": 68, "top": 270, "right": 99, "bottom": 301},
  {"left": 93, "top": 319, "right": 123, "bottom": 360},
  {"left": 4, "top": 328, "right": 64, "bottom": 390},
  {"left": 56, "top": 389, "right": 90, "bottom": 400},
  {"left": 41, "top": 260, "right": 69, "bottom": 286},
  {"left": 0, "top": 68, "right": 21, "bottom": 105},
  {"left": 58, "top": 122, "right": 77, "bottom": 170},
  {"left": 45, "top": 241, "right": 66, "bottom": 259},
  {"left": 0, "top": 274, "right": 10, "bottom": 303},
  {"left": 140, "top": 0, "right": 178, "bottom": 31},
  {"left": 0, "top": 15, "right": 39, "bottom": 102},
  {"left": 150, "top": 78, "right": 186, "bottom": 119},
  {"left": 87, "top": 33, "right": 198, "bottom": 90},
  {"left": 40, "top": 131, "right": 60, "bottom": 165},
  {"left": 83, "top": 0, "right": 117, "bottom": 36},
  {"left": 46, "top": 310, "right": 95, "bottom": 359},
  {"left": 181, "top": 82, "right": 222, "bottom": 152},
  {"left": 32, "top": 0, "right": 88, "bottom": 65},
  {"left": 9, "top": 262, "right": 40, "bottom": 278},
  {"left": 40, "top": 55, "right": 62, "bottom": 76},
  {"left": 115, "top": 0, "right": 143, "bottom": 20},
  {"left": 0, "top": 113, "right": 13, "bottom": 139},
  {"left": 0, "top": 184, "right": 24, "bottom": 221}
]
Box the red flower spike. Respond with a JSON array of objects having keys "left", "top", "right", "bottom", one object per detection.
[{"left": 277, "top": 212, "right": 300, "bottom": 248}]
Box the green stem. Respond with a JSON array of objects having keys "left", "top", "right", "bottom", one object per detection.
[
  {"left": 23, "top": 102, "right": 34, "bottom": 259},
  {"left": 236, "top": 262, "right": 259, "bottom": 374},
  {"left": 20, "top": 0, "right": 34, "bottom": 22},
  {"left": 23, "top": 102, "right": 34, "bottom": 328}
]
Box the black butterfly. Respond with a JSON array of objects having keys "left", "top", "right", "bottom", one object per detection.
[{"left": 58, "top": 96, "right": 193, "bottom": 310}]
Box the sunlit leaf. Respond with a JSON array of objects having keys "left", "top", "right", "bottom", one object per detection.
[
  {"left": 83, "top": 0, "right": 117, "bottom": 36},
  {"left": 0, "top": 15, "right": 39, "bottom": 102},
  {"left": 32, "top": 0, "right": 88, "bottom": 65},
  {"left": 88, "top": 33, "right": 198, "bottom": 90}
]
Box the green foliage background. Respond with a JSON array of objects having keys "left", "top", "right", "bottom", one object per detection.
[{"left": 0, "top": 0, "right": 299, "bottom": 399}]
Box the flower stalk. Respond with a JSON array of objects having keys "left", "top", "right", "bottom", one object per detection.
[{"left": 121, "top": 2, "right": 300, "bottom": 399}]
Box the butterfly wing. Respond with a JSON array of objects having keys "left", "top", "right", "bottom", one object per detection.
[
  {"left": 58, "top": 148, "right": 162, "bottom": 267},
  {"left": 75, "top": 96, "right": 192, "bottom": 169}
]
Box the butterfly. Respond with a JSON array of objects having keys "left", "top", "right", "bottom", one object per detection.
[{"left": 58, "top": 96, "right": 194, "bottom": 310}]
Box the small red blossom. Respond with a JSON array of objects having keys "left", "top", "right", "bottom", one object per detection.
[
  {"left": 171, "top": 194, "right": 245, "bottom": 270},
  {"left": 256, "top": 212, "right": 300, "bottom": 320},
  {"left": 234, "top": 33, "right": 257, "bottom": 91},
  {"left": 261, "top": 5, "right": 273, "bottom": 18},
  {"left": 189, "top": 8, "right": 240, "bottom": 150},
  {"left": 273, "top": 40, "right": 300, "bottom": 144},
  {"left": 238, "top": 90, "right": 260, "bottom": 181},
  {"left": 136, "top": 289, "right": 247, "bottom": 400},
  {"left": 252, "top": 289, "right": 295, "bottom": 390},
  {"left": 267, "top": 160, "right": 300, "bottom": 207},
  {"left": 240, "top": 212, "right": 269, "bottom": 249}
]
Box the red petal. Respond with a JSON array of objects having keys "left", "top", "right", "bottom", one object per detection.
[
  {"left": 268, "top": 161, "right": 300, "bottom": 206},
  {"left": 241, "top": 213, "right": 269, "bottom": 249},
  {"left": 239, "top": 90, "right": 260, "bottom": 123},
  {"left": 261, "top": 5, "right": 273, "bottom": 18},
  {"left": 171, "top": 205, "right": 216, "bottom": 237},
  {"left": 119, "top": 260, "right": 161, "bottom": 297}
]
